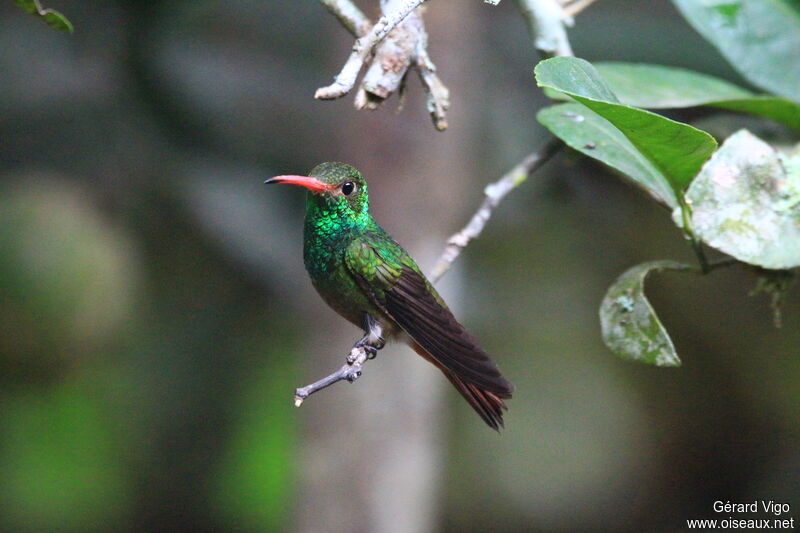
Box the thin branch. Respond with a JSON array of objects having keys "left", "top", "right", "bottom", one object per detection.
[
  {"left": 294, "top": 344, "right": 374, "bottom": 406},
  {"left": 514, "top": 0, "right": 574, "bottom": 57},
  {"left": 319, "top": 0, "right": 372, "bottom": 37},
  {"left": 315, "top": 0, "right": 429, "bottom": 100},
  {"left": 430, "top": 139, "right": 563, "bottom": 283}
]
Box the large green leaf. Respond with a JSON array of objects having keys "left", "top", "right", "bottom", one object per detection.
[
  {"left": 600, "top": 261, "right": 692, "bottom": 366},
  {"left": 595, "top": 62, "right": 752, "bottom": 107},
  {"left": 535, "top": 57, "right": 718, "bottom": 194},
  {"left": 537, "top": 103, "right": 678, "bottom": 208},
  {"left": 672, "top": 0, "right": 800, "bottom": 102},
  {"left": 592, "top": 63, "right": 800, "bottom": 134},
  {"left": 545, "top": 62, "right": 800, "bottom": 132},
  {"left": 675, "top": 130, "right": 800, "bottom": 269}
]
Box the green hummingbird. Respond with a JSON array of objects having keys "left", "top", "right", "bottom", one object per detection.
[{"left": 266, "top": 162, "right": 513, "bottom": 429}]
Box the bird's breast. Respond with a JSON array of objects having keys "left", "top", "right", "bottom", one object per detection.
[{"left": 303, "top": 227, "right": 377, "bottom": 328}]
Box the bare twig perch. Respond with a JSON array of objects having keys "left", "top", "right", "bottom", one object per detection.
[
  {"left": 294, "top": 343, "right": 376, "bottom": 406},
  {"left": 317, "top": 0, "right": 449, "bottom": 130},
  {"left": 431, "top": 139, "right": 563, "bottom": 282}
]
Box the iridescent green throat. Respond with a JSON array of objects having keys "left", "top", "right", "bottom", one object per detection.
[{"left": 302, "top": 163, "right": 374, "bottom": 278}]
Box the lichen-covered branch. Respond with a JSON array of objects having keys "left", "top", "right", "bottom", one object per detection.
[
  {"left": 315, "top": 0, "right": 429, "bottom": 100},
  {"left": 514, "top": 0, "right": 574, "bottom": 57},
  {"left": 430, "top": 139, "right": 563, "bottom": 283},
  {"left": 316, "top": 0, "right": 585, "bottom": 127},
  {"left": 353, "top": 3, "right": 421, "bottom": 109},
  {"left": 317, "top": 0, "right": 450, "bottom": 130}
]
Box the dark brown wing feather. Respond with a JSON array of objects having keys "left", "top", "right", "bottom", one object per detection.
[
  {"left": 345, "top": 239, "right": 514, "bottom": 429},
  {"left": 382, "top": 266, "right": 513, "bottom": 429},
  {"left": 384, "top": 266, "right": 514, "bottom": 394}
]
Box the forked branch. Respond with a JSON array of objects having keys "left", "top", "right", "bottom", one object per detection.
[
  {"left": 316, "top": 0, "right": 449, "bottom": 130},
  {"left": 315, "top": 0, "right": 428, "bottom": 100}
]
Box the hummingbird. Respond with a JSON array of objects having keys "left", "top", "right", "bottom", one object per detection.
[{"left": 266, "top": 162, "right": 514, "bottom": 429}]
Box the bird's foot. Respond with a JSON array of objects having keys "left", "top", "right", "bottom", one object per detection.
[
  {"left": 352, "top": 339, "right": 380, "bottom": 361},
  {"left": 364, "top": 345, "right": 379, "bottom": 360}
]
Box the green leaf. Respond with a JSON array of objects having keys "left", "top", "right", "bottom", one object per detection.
[
  {"left": 535, "top": 57, "right": 718, "bottom": 194},
  {"left": 712, "top": 97, "right": 800, "bottom": 135},
  {"left": 537, "top": 103, "right": 678, "bottom": 208},
  {"left": 595, "top": 62, "right": 752, "bottom": 107},
  {"left": 15, "top": 0, "right": 73, "bottom": 33},
  {"left": 600, "top": 261, "right": 692, "bottom": 366},
  {"left": 545, "top": 62, "right": 800, "bottom": 133},
  {"left": 675, "top": 130, "right": 800, "bottom": 269},
  {"left": 595, "top": 63, "right": 800, "bottom": 134},
  {"left": 672, "top": 0, "right": 800, "bottom": 102}
]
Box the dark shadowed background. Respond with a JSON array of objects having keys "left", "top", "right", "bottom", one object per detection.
[{"left": 1, "top": 1, "right": 798, "bottom": 531}]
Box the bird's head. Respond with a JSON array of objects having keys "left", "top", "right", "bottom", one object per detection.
[{"left": 266, "top": 162, "right": 369, "bottom": 220}]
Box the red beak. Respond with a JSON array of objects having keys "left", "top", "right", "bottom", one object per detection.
[{"left": 264, "top": 175, "right": 330, "bottom": 192}]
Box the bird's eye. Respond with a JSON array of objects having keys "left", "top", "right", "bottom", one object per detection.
[{"left": 341, "top": 181, "right": 356, "bottom": 196}]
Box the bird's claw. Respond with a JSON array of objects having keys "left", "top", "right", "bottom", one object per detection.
[{"left": 352, "top": 338, "right": 380, "bottom": 360}]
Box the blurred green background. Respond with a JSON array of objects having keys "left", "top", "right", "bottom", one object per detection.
[{"left": 1, "top": 1, "right": 798, "bottom": 531}]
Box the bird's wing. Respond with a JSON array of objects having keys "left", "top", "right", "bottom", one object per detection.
[{"left": 344, "top": 234, "right": 514, "bottom": 398}]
